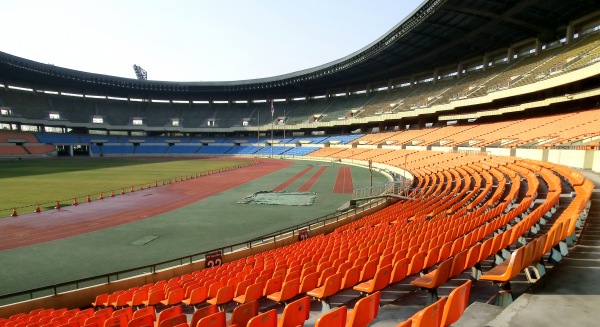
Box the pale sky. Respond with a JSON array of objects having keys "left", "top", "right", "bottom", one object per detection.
[{"left": 2, "top": 1, "right": 423, "bottom": 82}]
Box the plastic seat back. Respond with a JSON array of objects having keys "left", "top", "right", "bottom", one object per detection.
[
  {"left": 268, "top": 278, "right": 299, "bottom": 302},
  {"left": 104, "top": 316, "right": 127, "bottom": 327},
  {"left": 207, "top": 281, "right": 225, "bottom": 299},
  {"left": 238, "top": 282, "right": 263, "bottom": 303},
  {"left": 321, "top": 272, "right": 343, "bottom": 298},
  {"left": 407, "top": 252, "right": 426, "bottom": 276},
  {"left": 156, "top": 307, "right": 182, "bottom": 327},
  {"left": 359, "top": 260, "right": 379, "bottom": 282},
  {"left": 185, "top": 285, "right": 209, "bottom": 305},
  {"left": 132, "top": 307, "right": 155, "bottom": 322},
  {"left": 299, "top": 271, "right": 319, "bottom": 293},
  {"left": 423, "top": 246, "right": 442, "bottom": 270},
  {"left": 84, "top": 316, "right": 106, "bottom": 327},
  {"left": 278, "top": 296, "right": 310, "bottom": 327},
  {"left": 196, "top": 312, "right": 225, "bottom": 327},
  {"left": 314, "top": 306, "right": 347, "bottom": 327},
  {"left": 449, "top": 249, "right": 468, "bottom": 279},
  {"left": 263, "top": 275, "right": 283, "bottom": 296},
  {"left": 163, "top": 288, "right": 185, "bottom": 306},
  {"left": 95, "top": 309, "right": 113, "bottom": 319},
  {"left": 341, "top": 266, "right": 361, "bottom": 290},
  {"left": 390, "top": 258, "right": 410, "bottom": 284},
  {"left": 346, "top": 291, "right": 381, "bottom": 327},
  {"left": 464, "top": 243, "right": 482, "bottom": 270},
  {"left": 247, "top": 309, "right": 277, "bottom": 327},
  {"left": 234, "top": 280, "right": 252, "bottom": 297},
  {"left": 158, "top": 315, "right": 186, "bottom": 327},
  {"left": 229, "top": 301, "right": 258, "bottom": 327},
  {"left": 371, "top": 264, "right": 393, "bottom": 293},
  {"left": 440, "top": 280, "right": 471, "bottom": 327},
  {"left": 412, "top": 297, "right": 447, "bottom": 327},
  {"left": 210, "top": 284, "right": 235, "bottom": 305},
  {"left": 128, "top": 290, "right": 148, "bottom": 307},
  {"left": 112, "top": 308, "right": 133, "bottom": 322},
  {"left": 92, "top": 294, "right": 109, "bottom": 307},
  {"left": 145, "top": 289, "right": 165, "bottom": 306},
  {"left": 189, "top": 305, "right": 217, "bottom": 327},
  {"left": 127, "top": 315, "right": 152, "bottom": 327}
]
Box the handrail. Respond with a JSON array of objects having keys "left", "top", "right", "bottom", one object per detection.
[{"left": 0, "top": 193, "right": 389, "bottom": 306}]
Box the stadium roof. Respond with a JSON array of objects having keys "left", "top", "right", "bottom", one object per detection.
[{"left": 0, "top": 0, "right": 598, "bottom": 100}]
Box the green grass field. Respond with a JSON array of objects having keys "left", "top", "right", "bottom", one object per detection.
[{"left": 0, "top": 158, "right": 252, "bottom": 217}]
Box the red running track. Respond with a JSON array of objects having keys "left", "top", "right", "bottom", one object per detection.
[
  {"left": 297, "top": 166, "right": 328, "bottom": 192},
  {"left": 0, "top": 159, "right": 294, "bottom": 251},
  {"left": 271, "top": 166, "right": 314, "bottom": 191},
  {"left": 333, "top": 167, "right": 354, "bottom": 194}
]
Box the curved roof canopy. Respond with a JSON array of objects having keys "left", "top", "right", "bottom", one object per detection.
[{"left": 0, "top": 0, "right": 598, "bottom": 100}]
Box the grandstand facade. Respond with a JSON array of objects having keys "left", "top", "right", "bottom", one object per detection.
[{"left": 1, "top": 0, "right": 600, "bottom": 326}]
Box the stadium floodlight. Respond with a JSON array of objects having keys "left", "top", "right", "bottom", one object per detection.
[{"left": 133, "top": 65, "right": 147, "bottom": 80}]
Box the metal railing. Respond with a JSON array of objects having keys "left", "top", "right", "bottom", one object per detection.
[{"left": 0, "top": 194, "right": 388, "bottom": 306}]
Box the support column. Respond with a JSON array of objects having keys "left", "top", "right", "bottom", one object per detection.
[
  {"left": 535, "top": 39, "right": 542, "bottom": 55},
  {"left": 433, "top": 68, "right": 439, "bottom": 84},
  {"left": 565, "top": 23, "right": 574, "bottom": 45},
  {"left": 507, "top": 47, "right": 514, "bottom": 64},
  {"left": 69, "top": 145, "right": 74, "bottom": 157},
  {"left": 483, "top": 54, "right": 490, "bottom": 71},
  {"left": 457, "top": 63, "right": 463, "bottom": 78}
]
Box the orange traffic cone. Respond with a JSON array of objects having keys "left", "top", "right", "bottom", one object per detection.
[
  {"left": 73, "top": 197, "right": 78, "bottom": 206},
  {"left": 11, "top": 207, "right": 17, "bottom": 217},
  {"left": 99, "top": 192, "right": 104, "bottom": 200},
  {"left": 87, "top": 195, "right": 91, "bottom": 203},
  {"left": 35, "top": 204, "right": 41, "bottom": 213},
  {"left": 55, "top": 201, "right": 61, "bottom": 210},
  {"left": 111, "top": 190, "right": 115, "bottom": 197}
]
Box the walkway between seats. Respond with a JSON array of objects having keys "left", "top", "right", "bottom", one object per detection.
[{"left": 486, "top": 170, "right": 600, "bottom": 326}]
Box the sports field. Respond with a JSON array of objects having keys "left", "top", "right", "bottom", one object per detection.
[
  {"left": 0, "top": 158, "right": 252, "bottom": 217},
  {"left": 0, "top": 158, "right": 389, "bottom": 299}
]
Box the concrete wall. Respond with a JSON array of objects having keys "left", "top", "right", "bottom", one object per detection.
[
  {"left": 486, "top": 148, "right": 513, "bottom": 157},
  {"left": 430, "top": 146, "right": 453, "bottom": 153},
  {"left": 515, "top": 148, "right": 546, "bottom": 161},
  {"left": 547, "top": 149, "right": 593, "bottom": 169}
]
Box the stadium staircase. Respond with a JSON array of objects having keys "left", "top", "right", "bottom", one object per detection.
[{"left": 454, "top": 171, "right": 600, "bottom": 326}]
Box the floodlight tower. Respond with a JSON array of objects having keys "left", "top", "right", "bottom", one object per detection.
[{"left": 133, "top": 65, "right": 147, "bottom": 80}]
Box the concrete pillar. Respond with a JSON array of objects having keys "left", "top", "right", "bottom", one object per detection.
[
  {"left": 433, "top": 69, "right": 439, "bottom": 84},
  {"left": 483, "top": 54, "right": 490, "bottom": 71},
  {"left": 566, "top": 23, "right": 574, "bottom": 45},
  {"left": 69, "top": 145, "right": 74, "bottom": 157},
  {"left": 507, "top": 47, "right": 514, "bottom": 64},
  {"left": 535, "top": 39, "right": 542, "bottom": 55},
  {"left": 457, "top": 63, "right": 463, "bottom": 78}
]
